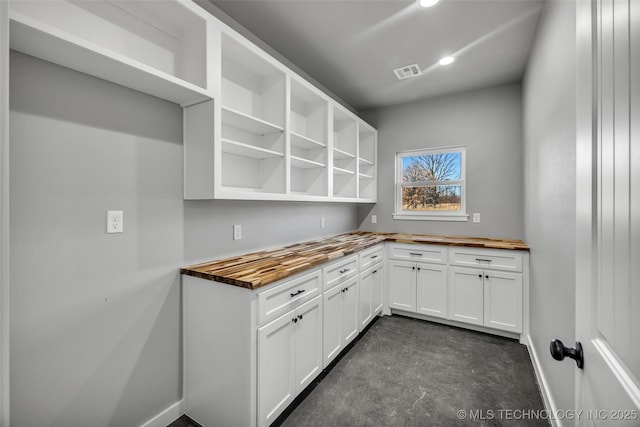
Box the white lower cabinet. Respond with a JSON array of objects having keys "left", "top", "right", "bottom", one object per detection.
[
  {"left": 258, "top": 295, "right": 323, "bottom": 427},
  {"left": 359, "top": 263, "right": 384, "bottom": 329},
  {"left": 389, "top": 260, "right": 446, "bottom": 318},
  {"left": 448, "top": 267, "right": 522, "bottom": 333},
  {"left": 323, "top": 276, "right": 359, "bottom": 366}
]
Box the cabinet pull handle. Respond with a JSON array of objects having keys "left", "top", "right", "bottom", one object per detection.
[
  {"left": 290, "top": 289, "right": 305, "bottom": 297},
  {"left": 475, "top": 258, "right": 492, "bottom": 263},
  {"left": 292, "top": 317, "right": 298, "bottom": 323},
  {"left": 409, "top": 252, "right": 423, "bottom": 257},
  {"left": 339, "top": 268, "right": 350, "bottom": 274},
  {"left": 371, "top": 255, "right": 378, "bottom": 259},
  {"left": 372, "top": 270, "right": 377, "bottom": 274},
  {"left": 298, "top": 314, "right": 303, "bottom": 320}
]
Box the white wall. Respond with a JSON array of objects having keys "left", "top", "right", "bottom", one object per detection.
[
  {"left": 358, "top": 83, "right": 524, "bottom": 239},
  {"left": 8, "top": 51, "right": 358, "bottom": 427},
  {"left": 523, "top": 0, "right": 576, "bottom": 416}
]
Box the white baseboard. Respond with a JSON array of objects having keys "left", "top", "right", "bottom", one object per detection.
[
  {"left": 140, "top": 400, "right": 184, "bottom": 427},
  {"left": 526, "top": 334, "right": 561, "bottom": 427}
]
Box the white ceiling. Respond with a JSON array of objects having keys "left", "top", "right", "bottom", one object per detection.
[{"left": 210, "top": 0, "right": 544, "bottom": 111}]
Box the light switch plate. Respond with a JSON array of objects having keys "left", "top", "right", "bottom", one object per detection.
[
  {"left": 371, "top": 215, "right": 377, "bottom": 224},
  {"left": 233, "top": 224, "right": 242, "bottom": 240},
  {"left": 473, "top": 213, "right": 480, "bottom": 223}
]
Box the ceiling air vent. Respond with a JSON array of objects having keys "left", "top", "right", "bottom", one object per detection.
[{"left": 393, "top": 64, "right": 422, "bottom": 80}]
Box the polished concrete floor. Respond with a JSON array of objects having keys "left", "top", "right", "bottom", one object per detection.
[{"left": 170, "top": 315, "right": 548, "bottom": 426}]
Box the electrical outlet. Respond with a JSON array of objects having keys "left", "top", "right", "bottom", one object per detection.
[
  {"left": 371, "top": 215, "right": 377, "bottom": 224},
  {"left": 321, "top": 217, "right": 325, "bottom": 228},
  {"left": 107, "top": 210, "right": 123, "bottom": 234},
  {"left": 473, "top": 213, "right": 481, "bottom": 223},
  {"left": 233, "top": 224, "right": 242, "bottom": 240}
]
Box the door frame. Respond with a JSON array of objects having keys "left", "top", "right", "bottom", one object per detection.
[
  {"left": 1, "top": 1, "right": 10, "bottom": 425},
  {"left": 575, "top": 0, "right": 596, "bottom": 411}
]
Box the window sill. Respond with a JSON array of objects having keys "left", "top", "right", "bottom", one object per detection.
[{"left": 392, "top": 213, "right": 469, "bottom": 222}]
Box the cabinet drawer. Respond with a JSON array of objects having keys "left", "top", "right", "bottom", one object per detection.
[
  {"left": 257, "top": 270, "right": 321, "bottom": 325},
  {"left": 388, "top": 244, "right": 447, "bottom": 264},
  {"left": 449, "top": 248, "right": 523, "bottom": 272},
  {"left": 323, "top": 255, "right": 358, "bottom": 291},
  {"left": 359, "top": 245, "right": 384, "bottom": 270}
]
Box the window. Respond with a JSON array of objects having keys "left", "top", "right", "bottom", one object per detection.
[{"left": 393, "top": 146, "right": 468, "bottom": 221}]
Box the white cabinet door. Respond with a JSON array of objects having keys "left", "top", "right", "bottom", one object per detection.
[
  {"left": 448, "top": 267, "right": 484, "bottom": 326},
  {"left": 257, "top": 311, "right": 296, "bottom": 427},
  {"left": 416, "top": 263, "right": 447, "bottom": 319},
  {"left": 483, "top": 271, "right": 522, "bottom": 333},
  {"left": 294, "top": 296, "right": 323, "bottom": 392},
  {"left": 389, "top": 260, "right": 417, "bottom": 312},
  {"left": 342, "top": 278, "right": 359, "bottom": 345},
  {"left": 322, "top": 284, "right": 343, "bottom": 365},
  {"left": 372, "top": 264, "right": 384, "bottom": 315},
  {"left": 358, "top": 268, "right": 373, "bottom": 330}
]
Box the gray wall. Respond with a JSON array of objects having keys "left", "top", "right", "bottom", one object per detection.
[
  {"left": 358, "top": 83, "right": 523, "bottom": 239},
  {"left": 8, "top": 51, "right": 357, "bottom": 427},
  {"left": 523, "top": 0, "right": 576, "bottom": 414}
]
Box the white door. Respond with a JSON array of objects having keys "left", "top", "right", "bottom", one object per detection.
[
  {"left": 575, "top": 0, "right": 640, "bottom": 420},
  {"left": 372, "top": 264, "right": 384, "bottom": 314},
  {"left": 447, "top": 267, "right": 483, "bottom": 326},
  {"left": 388, "top": 260, "right": 417, "bottom": 311},
  {"left": 294, "top": 296, "right": 323, "bottom": 392},
  {"left": 416, "top": 262, "right": 447, "bottom": 319},
  {"left": 341, "top": 277, "right": 359, "bottom": 345},
  {"left": 359, "top": 268, "right": 373, "bottom": 329},
  {"left": 483, "top": 270, "right": 522, "bottom": 333},
  {"left": 323, "top": 285, "right": 343, "bottom": 365},
  {"left": 257, "top": 311, "right": 296, "bottom": 427}
]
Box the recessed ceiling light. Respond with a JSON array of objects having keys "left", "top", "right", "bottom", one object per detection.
[
  {"left": 438, "top": 56, "right": 455, "bottom": 66},
  {"left": 419, "top": 0, "right": 441, "bottom": 8}
]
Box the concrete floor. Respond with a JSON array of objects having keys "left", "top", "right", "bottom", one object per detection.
[{"left": 170, "top": 315, "right": 548, "bottom": 426}]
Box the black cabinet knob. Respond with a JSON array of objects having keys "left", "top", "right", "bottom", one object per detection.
[
  {"left": 485, "top": 275, "right": 489, "bottom": 279},
  {"left": 550, "top": 339, "right": 584, "bottom": 369},
  {"left": 292, "top": 318, "right": 298, "bottom": 323},
  {"left": 478, "top": 274, "right": 482, "bottom": 278}
]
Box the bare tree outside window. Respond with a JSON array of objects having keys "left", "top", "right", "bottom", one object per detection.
[{"left": 400, "top": 151, "right": 463, "bottom": 212}]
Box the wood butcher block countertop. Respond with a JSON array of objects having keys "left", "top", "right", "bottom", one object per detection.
[{"left": 181, "top": 232, "right": 529, "bottom": 290}]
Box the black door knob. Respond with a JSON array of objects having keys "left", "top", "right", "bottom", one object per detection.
[{"left": 550, "top": 339, "right": 584, "bottom": 369}]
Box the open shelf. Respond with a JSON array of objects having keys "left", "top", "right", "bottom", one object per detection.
[
  {"left": 291, "top": 132, "right": 326, "bottom": 150},
  {"left": 222, "top": 32, "right": 286, "bottom": 129},
  {"left": 291, "top": 156, "right": 325, "bottom": 169},
  {"left": 9, "top": 0, "right": 211, "bottom": 106},
  {"left": 222, "top": 139, "right": 283, "bottom": 160},
  {"left": 333, "top": 147, "right": 356, "bottom": 159},
  {"left": 359, "top": 157, "right": 374, "bottom": 166},
  {"left": 358, "top": 172, "right": 374, "bottom": 179},
  {"left": 222, "top": 107, "right": 284, "bottom": 135},
  {"left": 333, "top": 105, "right": 357, "bottom": 158},
  {"left": 334, "top": 167, "right": 355, "bottom": 176}
]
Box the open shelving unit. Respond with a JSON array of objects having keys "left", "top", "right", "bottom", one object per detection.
[
  {"left": 332, "top": 106, "right": 358, "bottom": 199},
  {"left": 288, "top": 77, "right": 328, "bottom": 197},
  {"left": 9, "top": 0, "right": 212, "bottom": 106},
  {"left": 358, "top": 122, "right": 377, "bottom": 201},
  {"left": 220, "top": 32, "right": 286, "bottom": 194}
]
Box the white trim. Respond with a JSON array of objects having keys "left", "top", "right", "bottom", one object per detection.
[
  {"left": 139, "top": 400, "right": 184, "bottom": 427},
  {"left": 1, "top": 0, "right": 10, "bottom": 425},
  {"left": 392, "top": 213, "right": 469, "bottom": 222},
  {"left": 526, "top": 334, "right": 561, "bottom": 427},
  {"left": 592, "top": 338, "right": 640, "bottom": 409}
]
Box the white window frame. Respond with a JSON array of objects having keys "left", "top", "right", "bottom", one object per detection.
[{"left": 393, "top": 146, "right": 469, "bottom": 221}]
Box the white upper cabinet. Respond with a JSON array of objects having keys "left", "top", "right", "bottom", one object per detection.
[
  {"left": 9, "top": 0, "right": 213, "bottom": 106},
  {"left": 8, "top": 0, "right": 377, "bottom": 202}
]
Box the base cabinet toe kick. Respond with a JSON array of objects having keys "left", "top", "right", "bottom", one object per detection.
[{"left": 181, "top": 236, "right": 528, "bottom": 427}]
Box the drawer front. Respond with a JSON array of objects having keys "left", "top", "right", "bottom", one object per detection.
[
  {"left": 323, "top": 255, "right": 358, "bottom": 291},
  {"left": 449, "top": 248, "right": 523, "bottom": 272},
  {"left": 257, "top": 270, "right": 321, "bottom": 325},
  {"left": 359, "top": 245, "right": 384, "bottom": 270},
  {"left": 388, "top": 244, "right": 447, "bottom": 264}
]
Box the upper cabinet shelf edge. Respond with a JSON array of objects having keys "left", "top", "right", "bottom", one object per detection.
[{"left": 8, "top": 0, "right": 215, "bottom": 107}]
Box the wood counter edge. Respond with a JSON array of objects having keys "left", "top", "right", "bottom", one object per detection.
[{"left": 180, "top": 232, "right": 529, "bottom": 290}]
